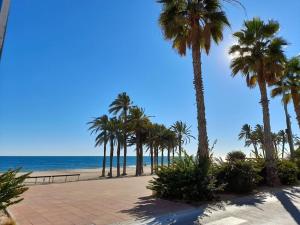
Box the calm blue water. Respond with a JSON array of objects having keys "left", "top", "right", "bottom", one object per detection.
[{"left": 0, "top": 156, "right": 167, "bottom": 172}]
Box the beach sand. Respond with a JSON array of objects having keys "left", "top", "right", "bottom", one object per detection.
[{"left": 22, "top": 166, "right": 152, "bottom": 184}]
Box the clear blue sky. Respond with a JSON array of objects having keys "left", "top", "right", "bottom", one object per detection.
[{"left": 0, "top": 0, "right": 299, "bottom": 156}]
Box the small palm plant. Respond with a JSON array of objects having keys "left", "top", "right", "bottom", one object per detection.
[{"left": 0, "top": 169, "right": 30, "bottom": 212}]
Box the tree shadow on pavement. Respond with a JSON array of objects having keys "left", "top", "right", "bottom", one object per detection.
[
  {"left": 273, "top": 187, "right": 300, "bottom": 224},
  {"left": 119, "top": 188, "right": 300, "bottom": 224},
  {"left": 197, "top": 192, "right": 268, "bottom": 222},
  {"left": 119, "top": 196, "right": 195, "bottom": 223}
]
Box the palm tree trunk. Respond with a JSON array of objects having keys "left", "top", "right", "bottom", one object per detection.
[
  {"left": 178, "top": 136, "right": 182, "bottom": 158},
  {"left": 172, "top": 147, "right": 175, "bottom": 162},
  {"left": 122, "top": 111, "right": 128, "bottom": 175},
  {"left": 150, "top": 143, "right": 154, "bottom": 174},
  {"left": 117, "top": 140, "right": 121, "bottom": 177},
  {"left": 167, "top": 147, "right": 170, "bottom": 167},
  {"left": 109, "top": 138, "right": 114, "bottom": 178},
  {"left": 284, "top": 102, "right": 295, "bottom": 158},
  {"left": 155, "top": 147, "right": 159, "bottom": 171},
  {"left": 291, "top": 91, "right": 300, "bottom": 129},
  {"left": 140, "top": 143, "right": 144, "bottom": 175},
  {"left": 161, "top": 149, "right": 164, "bottom": 167},
  {"left": 102, "top": 140, "right": 107, "bottom": 177},
  {"left": 252, "top": 142, "right": 259, "bottom": 158},
  {"left": 273, "top": 141, "right": 278, "bottom": 159},
  {"left": 135, "top": 132, "right": 139, "bottom": 176},
  {"left": 258, "top": 78, "right": 279, "bottom": 186},
  {"left": 192, "top": 29, "right": 209, "bottom": 159},
  {"left": 282, "top": 139, "right": 285, "bottom": 159}
]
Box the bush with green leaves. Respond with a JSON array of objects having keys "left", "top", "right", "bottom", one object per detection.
[
  {"left": 215, "top": 159, "right": 261, "bottom": 194},
  {"left": 277, "top": 160, "right": 298, "bottom": 185},
  {"left": 148, "top": 153, "right": 218, "bottom": 202},
  {"left": 226, "top": 151, "right": 246, "bottom": 162},
  {"left": 0, "top": 169, "right": 30, "bottom": 211}
]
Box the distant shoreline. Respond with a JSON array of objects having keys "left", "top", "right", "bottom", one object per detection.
[
  {"left": 0, "top": 156, "right": 159, "bottom": 172},
  {"left": 17, "top": 166, "right": 153, "bottom": 183}
]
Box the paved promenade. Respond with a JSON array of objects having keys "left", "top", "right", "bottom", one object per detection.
[
  {"left": 126, "top": 186, "right": 300, "bottom": 225},
  {"left": 9, "top": 175, "right": 300, "bottom": 225},
  {"left": 9, "top": 176, "right": 193, "bottom": 225}
]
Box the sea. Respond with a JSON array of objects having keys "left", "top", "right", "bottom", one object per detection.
[{"left": 0, "top": 156, "right": 167, "bottom": 172}]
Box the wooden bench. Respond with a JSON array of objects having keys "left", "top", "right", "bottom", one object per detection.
[{"left": 27, "top": 174, "right": 80, "bottom": 184}]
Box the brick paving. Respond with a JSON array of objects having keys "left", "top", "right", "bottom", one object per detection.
[{"left": 9, "top": 176, "right": 193, "bottom": 225}]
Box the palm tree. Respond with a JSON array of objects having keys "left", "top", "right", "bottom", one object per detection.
[
  {"left": 114, "top": 119, "right": 123, "bottom": 177},
  {"left": 277, "top": 130, "right": 287, "bottom": 159},
  {"left": 164, "top": 129, "right": 177, "bottom": 166},
  {"left": 107, "top": 118, "right": 118, "bottom": 178},
  {"left": 127, "top": 106, "right": 150, "bottom": 176},
  {"left": 109, "top": 92, "right": 132, "bottom": 175},
  {"left": 152, "top": 123, "right": 163, "bottom": 172},
  {"left": 238, "top": 124, "right": 259, "bottom": 157},
  {"left": 271, "top": 57, "right": 300, "bottom": 128},
  {"left": 272, "top": 132, "right": 280, "bottom": 158},
  {"left": 253, "top": 124, "right": 265, "bottom": 157},
  {"left": 229, "top": 18, "right": 287, "bottom": 186},
  {"left": 145, "top": 123, "right": 157, "bottom": 174},
  {"left": 171, "top": 121, "right": 194, "bottom": 158},
  {"left": 158, "top": 0, "right": 230, "bottom": 159},
  {"left": 285, "top": 57, "right": 300, "bottom": 129},
  {"left": 271, "top": 74, "right": 295, "bottom": 158},
  {"left": 88, "top": 115, "right": 109, "bottom": 177}
]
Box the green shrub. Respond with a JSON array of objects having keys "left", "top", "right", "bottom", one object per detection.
[
  {"left": 0, "top": 169, "right": 30, "bottom": 211},
  {"left": 277, "top": 160, "right": 298, "bottom": 185},
  {"left": 215, "top": 160, "right": 261, "bottom": 194},
  {"left": 148, "top": 153, "right": 218, "bottom": 202},
  {"left": 226, "top": 151, "right": 246, "bottom": 162}
]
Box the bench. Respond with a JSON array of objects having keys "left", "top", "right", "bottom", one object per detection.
[{"left": 27, "top": 174, "right": 80, "bottom": 184}]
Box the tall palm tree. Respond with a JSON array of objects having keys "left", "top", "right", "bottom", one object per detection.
[
  {"left": 171, "top": 121, "right": 194, "bottom": 158},
  {"left": 145, "top": 122, "right": 156, "bottom": 174},
  {"left": 163, "top": 129, "right": 177, "bottom": 166},
  {"left": 272, "top": 57, "right": 300, "bottom": 129},
  {"left": 127, "top": 106, "right": 150, "bottom": 176},
  {"left": 229, "top": 18, "right": 286, "bottom": 185},
  {"left": 88, "top": 115, "right": 109, "bottom": 177},
  {"left": 277, "top": 130, "right": 287, "bottom": 159},
  {"left": 271, "top": 74, "right": 295, "bottom": 158},
  {"left": 158, "top": 0, "right": 230, "bottom": 159},
  {"left": 154, "top": 124, "right": 165, "bottom": 167},
  {"left": 107, "top": 117, "right": 118, "bottom": 178},
  {"left": 114, "top": 119, "right": 123, "bottom": 177},
  {"left": 152, "top": 123, "right": 163, "bottom": 172},
  {"left": 109, "top": 92, "right": 132, "bottom": 175},
  {"left": 238, "top": 124, "right": 259, "bottom": 157},
  {"left": 253, "top": 124, "right": 265, "bottom": 157}
]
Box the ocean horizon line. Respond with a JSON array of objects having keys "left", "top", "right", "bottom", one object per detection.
[{"left": 0, "top": 156, "right": 168, "bottom": 172}]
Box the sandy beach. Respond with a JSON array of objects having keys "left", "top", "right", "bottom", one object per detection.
[{"left": 22, "top": 166, "right": 153, "bottom": 184}]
